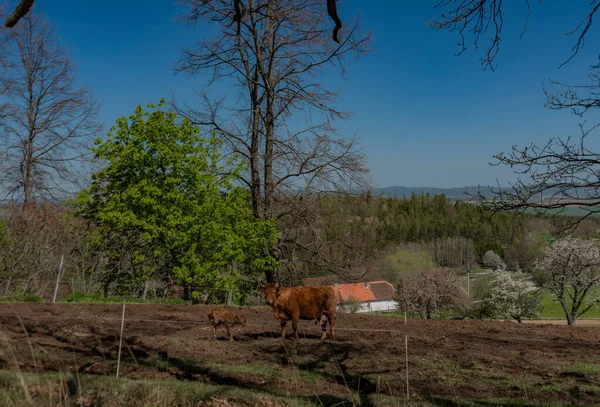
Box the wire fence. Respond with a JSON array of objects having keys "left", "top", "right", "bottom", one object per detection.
[{"left": 0, "top": 276, "right": 240, "bottom": 304}]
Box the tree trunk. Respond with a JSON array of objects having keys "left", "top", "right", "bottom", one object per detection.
[
  {"left": 142, "top": 281, "right": 149, "bottom": 301},
  {"left": 262, "top": 1, "right": 276, "bottom": 283},
  {"left": 558, "top": 298, "right": 576, "bottom": 326},
  {"left": 24, "top": 60, "right": 36, "bottom": 206},
  {"left": 262, "top": 39, "right": 274, "bottom": 218},
  {"left": 23, "top": 136, "right": 34, "bottom": 205},
  {"left": 250, "top": 65, "right": 262, "bottom": 218}
]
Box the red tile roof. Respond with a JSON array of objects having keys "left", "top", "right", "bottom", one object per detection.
[{"left": 330, "top": 281, "right": 396, "bottom": 303}]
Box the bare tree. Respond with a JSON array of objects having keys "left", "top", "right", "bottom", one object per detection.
[
  {"left": 277, "top": 193, "right": 381, "bottom": 285},
  {"left": 175, "top": 0, "right": 371, "bottom": 282},
  {"left": 0, "top": 203, "right": 72, "bottom": 298},
  {"left": 535, "top": 237, "right": 600, "bottom": 325},
  {"left": 396, "top": 268, "right": 467, "bottom": 319},
  {"left": 0, "top": 13, "right": 102, "bottom": 204}
]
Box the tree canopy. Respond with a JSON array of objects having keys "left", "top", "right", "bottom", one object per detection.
[{"left": 76, "top": 100, "right": 278, "bottom": 300}]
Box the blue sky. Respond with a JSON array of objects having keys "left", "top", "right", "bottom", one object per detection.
[{"left": 26, "top": 0, "right": 600, "bottom": 189}]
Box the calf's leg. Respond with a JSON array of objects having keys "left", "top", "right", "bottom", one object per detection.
[
  {"left": 280, "top": 321, "right": 287, "bottom": 339},
  {"left": 226, "top": 323, "right": 233, "bottom": 342}
]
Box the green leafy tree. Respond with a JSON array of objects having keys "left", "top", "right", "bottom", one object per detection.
[{"left": 76, "top": 100, "right": 277, "bottom": 300}]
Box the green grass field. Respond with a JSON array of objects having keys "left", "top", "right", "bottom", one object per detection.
[{"left": 539, "top": 289, "right": 600, "bottom": 319}]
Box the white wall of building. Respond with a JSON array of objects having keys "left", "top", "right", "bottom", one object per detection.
[
  {"left": 363, "top": 300, "right": 398, "bottom": 313},
  {"left": 338, "top": 300, "right": 398, "bottom": 313}
]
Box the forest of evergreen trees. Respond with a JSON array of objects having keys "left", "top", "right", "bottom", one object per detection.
[{"left": 286, "top": 192, "right": 600, "bottom": 285}]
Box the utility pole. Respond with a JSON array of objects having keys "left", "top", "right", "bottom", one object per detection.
[{"left": 466, "top": 261, "right": 471, "bottom": 300}]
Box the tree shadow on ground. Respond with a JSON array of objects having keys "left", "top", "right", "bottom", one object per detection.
[{"left": 5, "top": 321, "right": 362, "bottom": 406}]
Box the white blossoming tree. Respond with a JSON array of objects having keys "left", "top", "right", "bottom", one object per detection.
[
  {"left": 482, "top": 250, "right": 502, "bottom": 268},
  {"left": 487, "top": 270, "right": 540, "bottom": 323},
  {"left": 535, "top": 237, "right": 600, "bottom": 325}
]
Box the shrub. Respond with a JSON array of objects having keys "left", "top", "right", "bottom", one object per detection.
[{"left": 340, "top": 295, "right": 365, "bottom": 314}]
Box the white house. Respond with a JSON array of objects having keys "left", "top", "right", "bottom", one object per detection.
[{"left": 330, "top": 281, "right": 398, "bottom": 313}]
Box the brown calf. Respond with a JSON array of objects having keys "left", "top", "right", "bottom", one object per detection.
[
  {"left": 258, "top": 283, "right": 336, "bottom": 341},
  {"left": 207, "top": 307, "right": 247, "bottom": 342}
]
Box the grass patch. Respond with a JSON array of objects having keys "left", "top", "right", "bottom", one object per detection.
[
  {"left": 571, "top": 363, "right": 599, "bottom": 374},
  {"left": 62, "top": 291, "right": 190, "bottom": 305},
  {"left": 0, "top": 369, "right": 316, "bottom": 407},
  {"left": 429, "top": 396, "right": 577, "bottom": 406},
  {"left": 0, "top": 294, "right": 43, "bottom": 303}
]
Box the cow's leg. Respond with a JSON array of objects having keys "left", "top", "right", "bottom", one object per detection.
[
  {"left": 291, "top": 313, "right": 300, "bottom": 341},
  {"left": 327, "top": 311, "right": 335, "bottom": 340},
  {"left": 226, "top": 324, "right": 233, "bottom": 342},
  {"left": 280, "top": 321, "right": 287, "bottom": 338},
  {"left": 319, "top": 315, "right": 327, "bottom": 340}
]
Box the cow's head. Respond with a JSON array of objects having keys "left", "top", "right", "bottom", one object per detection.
[{"left": 258, "top": 282, "right": 280, "bottom": 306}]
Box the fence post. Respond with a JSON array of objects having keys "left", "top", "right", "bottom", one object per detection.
[
  {"left": 52, "top": 254, "right": 64, "bottom": 303},
  {"left": 404, "top": 311, "right": 409, "bottom": 401},
  {"left": 466, "top": 262, "right": 471, "bottom": 300},
  {"left": 116, "top": 301, "right": 126, "bottom": 378}
]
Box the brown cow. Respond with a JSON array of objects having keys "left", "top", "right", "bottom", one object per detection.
[
  {"left": 207, "top": 307, "right": 247, "bottom": 342},
  {"left": 258, "top": 283, "right": 336, "bottom": 341}
]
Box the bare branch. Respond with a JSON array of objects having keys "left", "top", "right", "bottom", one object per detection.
[
  {"left": 430, "top": 1, "right": 600, "bottom": 70},
  {"left": 4, "top": 0, "right": 34, "bottom": 28}
]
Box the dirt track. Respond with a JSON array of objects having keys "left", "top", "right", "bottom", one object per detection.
[{"left": 1, "top": 303, "right": 600, "bottom": 405}]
